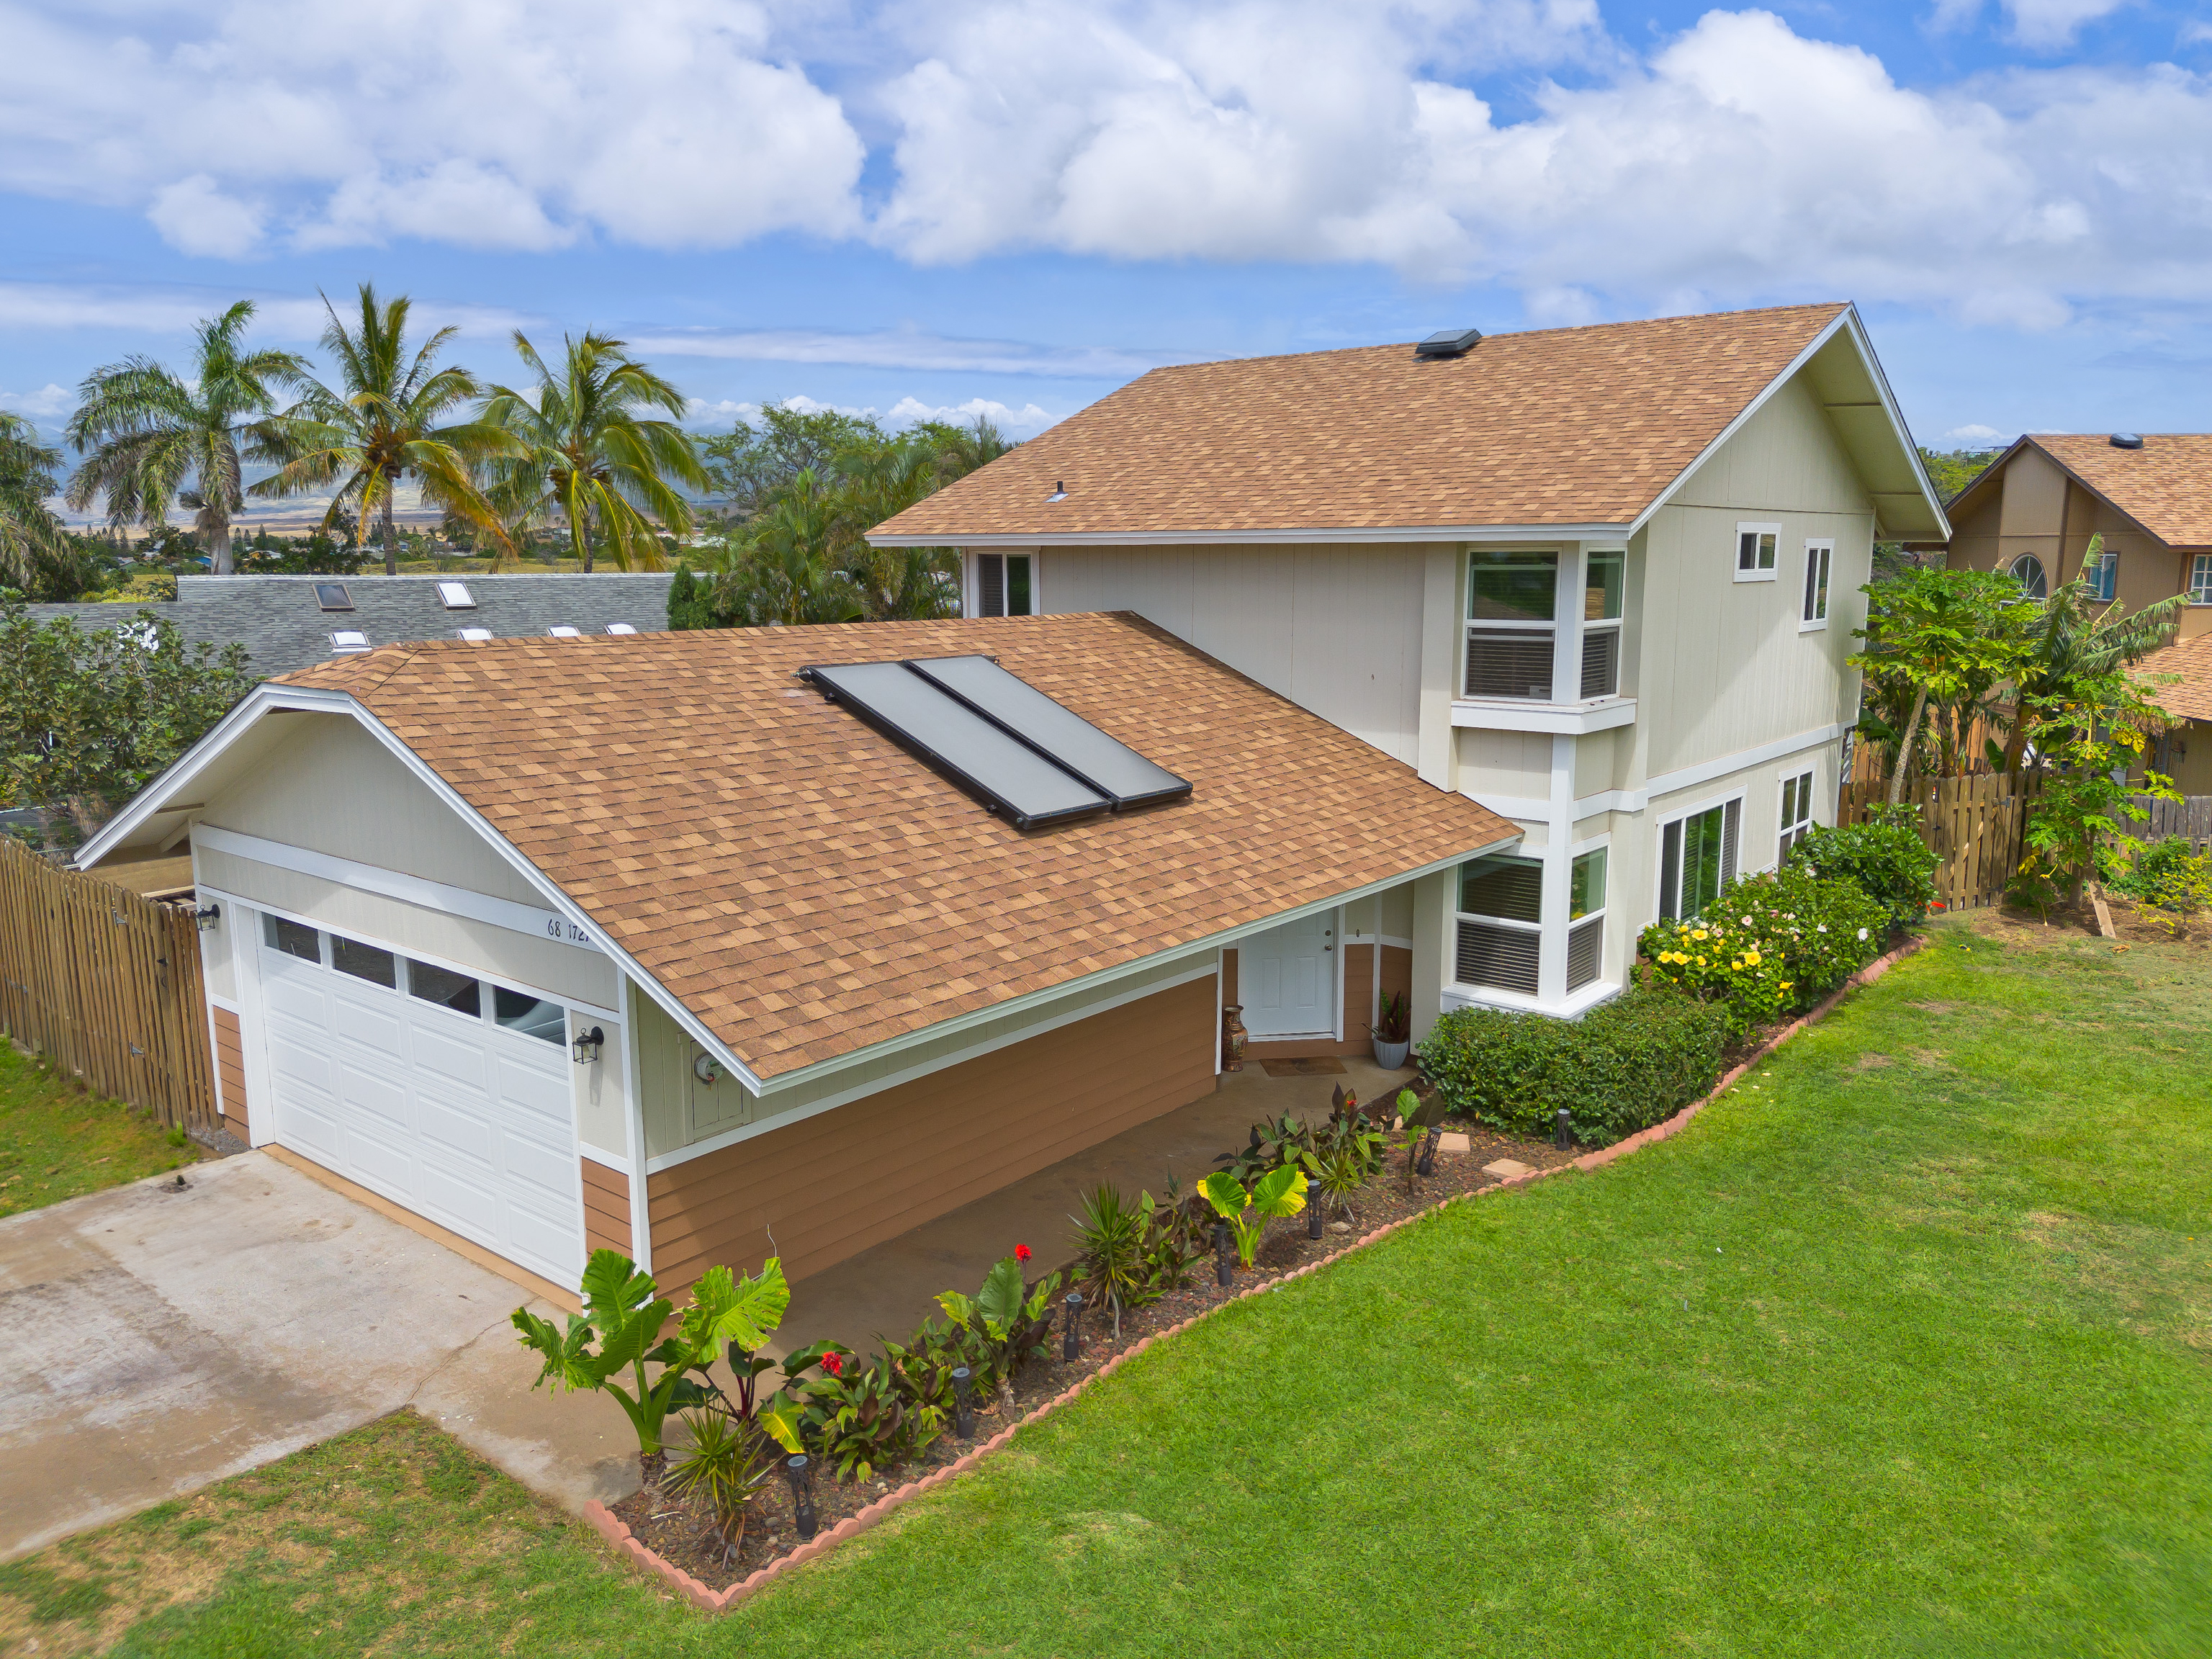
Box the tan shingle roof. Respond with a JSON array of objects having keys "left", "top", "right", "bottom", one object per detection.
[
  {"left": 870, "top": 303, "right": 1850, "bottom": 542},
  {"left": 2032, "top": 434, "right": 2212, "bottom": 549},
  {"left": 2140, "top": 632, "right": 2212, "bottom": 724},
  {"left": 282, "top": 615, "right": 1514, "bottom": 1080}
]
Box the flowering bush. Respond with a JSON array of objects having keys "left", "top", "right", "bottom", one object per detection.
[
  {"left": 1783, "top": 814, "right": 1939, "bottom": 929},
  {"left": 1637, "top": 868, "right": 1887, "bottom": 1042}
]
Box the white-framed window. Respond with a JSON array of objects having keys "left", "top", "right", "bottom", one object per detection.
[
  {"left": 1734, "top": 523, "right": 1779, "bottom": 583},
  {"left": 1658, "top": 795, "right": 1742, "bottom": 921},
  {"left": 1566, "top": 845, "right": 1608, "bottom": 993},
  {"left": 1454, "top": 853, "right": 1543, "bottom": 994},
  {"left": 2009, "top": 554, "right": 2049, "bottom": 600},
  {"left": 1581, "top": 550, "right": 1624, "bottom": 698},
  {"left": 2085, "top": 548, "right": 2118, "bottom": 602},
  {"left": 1778, "top": 770, "right": 1815, "bottom": 864},
  {"left": 976, "top": 552, "right": 1036, "bottom": 616},
  {"left": 2190, "top": 554, "right": 2212, "bottom": 605},
  {"left": 1464, "top": 549, "right": 1558, "bottom": 699},
  {"left": 1799, "top": 540, "right": 1833, "bottom": 629}
]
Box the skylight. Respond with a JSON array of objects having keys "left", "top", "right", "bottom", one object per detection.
[
  {"left": 331, "top": 630, "right": 371, "bottom": 654},
  {"left": 315, "top": 583, "right": 354, "bottom": 611},
  {"left": 457, "top": 627, "right": 493, "bottom": 642},
  {"left": 547, "top": 626, "right": 582, "bottom": 638},
  {"left": 801, "top": 655, "right": 1191, "bottom": 830},
  {"left": 436, "top": 580, "right": 475, "bottom": 609},
  {"left": 605, "top": 622, "right": 638, "bottom": 635}
]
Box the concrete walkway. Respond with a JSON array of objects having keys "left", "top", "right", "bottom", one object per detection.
[{"left": 0, "top": 1151, "right": 635, "bottom": 1562}]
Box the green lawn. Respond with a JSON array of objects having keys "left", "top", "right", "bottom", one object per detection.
[
  {"left": 4, "top": 916, "right": 2207, "bottom": 1656},
  {"left": 0, "top": 1042, "right": 197, "bottom": 1219}
]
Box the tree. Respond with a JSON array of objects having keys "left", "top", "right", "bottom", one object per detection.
[
  {"left": 1851, "top": 567, "right": 2037, "bottom": 803},
  {"left": 0, "top": 601, "right": 256, "bottom": 842},
  {"left": 480, "top": 331, "right": 706, "bottom": 573},
  {"left": 63, "top": 302, "right": 306, "bottom": 575},
  {"left": 0, "top": 413, "right": 71, "bottom": 590},
  {"left": 2000, "top": 560, "right": 2181, "bottom": 774},
  {"left": 832, "top": 434, "right": 961, "bottom": 620},
  {"left": 252, "top": 284, "right": 516, "bottom": 576},
  {"left": 2015, "top": 669, "right": 2180, "bottom": 909},
  {"left": 1918, "top": 446, "right": 2001, "bottom": 505},
  {"left": 701, "top": 404, "right": 886, "bottom": 521},
  {"left": 703, "top": 470, "right": 866, "bottom": 625}
]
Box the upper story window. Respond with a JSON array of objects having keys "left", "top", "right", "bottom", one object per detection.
[
  {"left": 1800, "top": 540, "right": 1833, "bottom": 630},
  {"left": 1659, "top": 796, "right": 1741, "bottom": 921},
  {"left": 2009, "top": 554, "right": 2049, "bottom": 600},
  {"left": 1582, "top": 552, "right": 1624, "bottom": 698},
  {"left": 976, "top": 553, "right": 1035, "bottom": 616},
  {"left": 2190, "top": 554, "right": 2212, "bottom": 605},
  {"left": 1465, "top": 549, "right": 1557, "bottom": 699},
  {"left": 1735, "top": 523, "right": 1779, "bottom": 583}
]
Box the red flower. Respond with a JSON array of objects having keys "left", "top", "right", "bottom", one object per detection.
[
  {"left": 1015, "top": 1244, "right": 1033, "bottom": 1264},
  {"left": 822, "top": 1351, "right": 844, "bottom": 1377}
]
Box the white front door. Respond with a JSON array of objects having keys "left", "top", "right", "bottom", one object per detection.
[
  {"left": 1238, "top": 911, "right": 1337, "bottom": 1039},
  {"left": 255, "top": 917, "right": 585, "bottom": 1290}
]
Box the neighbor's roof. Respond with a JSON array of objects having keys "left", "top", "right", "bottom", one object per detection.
[
  {"left": 25, "top": 572, "right": 675, "bottom": 678},
  {"left": 871, "top": 303, "right": 1871, "bottom": 543},
  {"left": 279, "top": 613, "right": 1515, "bottom": 1081},
  {"left": 2023, "top": 434, "right": 2212, "bottom": 549},
  {"left": 2140, "top": 631, "right": 2212, "bottom": 724}
]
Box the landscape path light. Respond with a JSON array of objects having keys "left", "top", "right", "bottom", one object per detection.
[
  {"left": 950, "top": 1365, "right": 975, "bottom": 1439},
  {"left": 1554, "top": 1108, "right": 1572, "bottom": 1150},
  {"left": 1213, "top": 1221, "right": 1234, "bottom": 1286},
  {"left": 1064, "top": 1291, "right": 1083, "bottom": 1362},
  {"left": 784, "top": 1454, "right": 817, "bottom": 1540}
]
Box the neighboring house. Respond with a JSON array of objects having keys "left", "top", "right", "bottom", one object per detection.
[
  {"left": 1936, "top": 433, "right": 2212, "bottom": 644},
  {"left": 74, "top": 616, "right": 1514, "bottom": 1303},
  {"left": 27, "top": 572, "right": 675, "bottom": 677},
  {"left": 868, "top": 303, "right": 1948, "bottom": 1031},
  {"left": 2136, "top": 632, "right": 2212, "bottom": 794}
]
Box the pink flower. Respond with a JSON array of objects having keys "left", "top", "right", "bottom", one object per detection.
[{"left": 1015, "top": 1244, "right": 1033, "bottom": 1264}]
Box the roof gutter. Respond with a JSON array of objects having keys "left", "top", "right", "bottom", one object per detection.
[{"left": 867, "top": 523, "right": 1633, "bottom": 550}]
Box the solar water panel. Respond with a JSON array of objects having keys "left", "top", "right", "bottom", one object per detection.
[{"left": 903, "top": 655, "right": 1191, "bottom": 810}]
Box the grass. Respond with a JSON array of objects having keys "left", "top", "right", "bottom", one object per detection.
[
  {"left": 3, "top": 914, "right": 2206, "bottom": 1656},
  {"left": 0, "top": 1041, "right": 197, "bottom": 1219}
]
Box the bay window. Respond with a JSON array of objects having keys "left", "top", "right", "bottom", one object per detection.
[
  {"left": 1455, "top": 853, "right": 1542, "bottom": 994},
  {"left": 1582, "top": 552, "right": 1624, "bottom": 698},
  {"left": 1566, "top": 847, "right": 1607, "bottom": 993}
]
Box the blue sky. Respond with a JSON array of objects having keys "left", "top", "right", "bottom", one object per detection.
[{"left": 2, "top": 0, "right": 2208, "bottom": 459}]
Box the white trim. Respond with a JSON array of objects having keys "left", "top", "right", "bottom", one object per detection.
[
  {"left": 1451, "top": 697, "right": 1635, "bottom": 734},
  {"left": 580, "top": 1144, "right": 631, "bottom": 1176},
  {"left": 642, "top": 958, "right": 1222, "bottom": 1175},
  {"left": 194, "top": 825, "right": 603, "bottom": 954},
  {"left": 877, "top": 523, "right": 1631, "bottom": 550},
  {"left": 1640, "top": 723, "right": 1848, "bottom": 809},
  {"left": 621, "top": 971, "right": 651, "bottom": 1270},
  {"left": 1732, "top": 521, "right": 1781, "bottom": 584},
  {"left": 1442, "top": 976, "right": 1621, "bottom": 1019}
]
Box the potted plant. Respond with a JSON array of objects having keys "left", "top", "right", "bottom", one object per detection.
[{"left": 1369, "top": 991, "right": 1411, "bottom": 1070}]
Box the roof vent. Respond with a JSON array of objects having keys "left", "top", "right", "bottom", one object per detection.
[
  {"left": 1415, "top": 327, "right": 1483, "bottom": 359},
  {"left": 1046, "top": 480, "right": 1069, "bottom": 503},
  {"left": 2110, "top": 432, "right": 2144, "bottom": 449}
]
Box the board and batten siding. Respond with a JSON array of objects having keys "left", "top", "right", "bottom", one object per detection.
[
  {"left": 1635, "top": 374, "right": 1874, "bottom": 782},
  {"left": 1036, "top": 543, "right": 1430, "bottom": 765},
  {"left": 643, "top": 975, "right": 1218, "bottom": 1300}
]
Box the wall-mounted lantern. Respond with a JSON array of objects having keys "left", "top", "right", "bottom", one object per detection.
[
  {"left": 571, "top": 1025, "right": 605, "bottom": 1066},
  {"left": 193, "top": 903, "right": 221, "bottom": 933}
]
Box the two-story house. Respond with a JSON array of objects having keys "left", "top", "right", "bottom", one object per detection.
[{"left": 870, "top": 303, "right": 1948, "bottom": 1033}]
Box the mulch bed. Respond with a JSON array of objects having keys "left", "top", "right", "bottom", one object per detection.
[{"left": 608, "top": 1120, "right": 1579, "bottom": 1591}]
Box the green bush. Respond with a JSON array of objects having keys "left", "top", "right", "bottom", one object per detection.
[
  {"left": 2113, "top": 835, "right": 2206, "bottom": 902},
  {"left": 1417, "top": 988, "right": 1729, "bottom": 1148},
  {"left": 1639, "top": 867, "right": 1887, "bottom": 1043},
  {"left": 1784, "top": 816, "right": 1939, "bottom": 927}
]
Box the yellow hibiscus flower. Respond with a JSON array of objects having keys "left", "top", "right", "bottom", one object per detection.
[
  {"left": 1743, "top": 949, "right": 1761, "bottom": 966},
  {"left": 1691, "top": 928, "right": 1709, "bottom": 941}
]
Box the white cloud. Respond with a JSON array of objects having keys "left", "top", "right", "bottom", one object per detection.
[
  {"left": 633, "top": 325, "right": 1174, "bottom": 378},
  {"left": 2001, "top": 0, "right": 2133, "bottom": 50},
  {"left": 145, "top": 174, "right": 266, "bottom": 257},
  {"left": 0, "top": 383, "right": 71, "bottom": 418},
  {"left": 884, "top": 395, "right": 1059, "bottom": 432},
  {"left": 1943, "top": 423, "right": 2008, "bottom": 442},
  {"left": 0, "top": 280, "right": 538, "bottom": 341}
]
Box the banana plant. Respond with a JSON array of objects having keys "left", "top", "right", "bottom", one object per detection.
[
  {"left": 1197, "top": 1164, "right": 1308, "bottom": 1268},
  {"left": 511, "top": 1249, "right": 791, "bottom": 1489},
  {"left": 935, "top": 1255, "right": 1061, "bottom": 1411}
]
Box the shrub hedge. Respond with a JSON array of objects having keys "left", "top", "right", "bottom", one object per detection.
[
  {"left": 1638, "top": 866, "right": 1887, "bottom": 1042},
  {"left": 1417, "top": 987, "right": 1730, "bottom": 1149},
  {"left": 1784, "top": 817, "right": 1939, "bottom": 928}
]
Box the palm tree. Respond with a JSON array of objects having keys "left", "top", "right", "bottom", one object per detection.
[
  {"left": 252, "top": 284, "right": 516, "bottom": 576},
  {"left": 64, "top": 302, "right": 305, "bottom": 575},
  {"left": 702, "top": 469, "right": 864, "bottom": 624},
  {"left": 480, "top": 331, "right": 706, "bottom": 572},
  {"left": 834, "top": 436, "right": 960, "bottom": 620},
  {"left": 0, "top": 413, "right": 70, "bottom": 588},
  {"left": 2000, "top": 561, "right": 2184, "bottom": 773},
  {"left": 932, "top": 413, "right": 1013, "bottom": 484}
]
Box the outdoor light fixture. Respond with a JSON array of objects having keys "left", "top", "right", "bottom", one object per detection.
[
  {"left": 1554, "top": 1108, "right": 1572, "bottom": 1151},
  {"left": 950, "top": 1366, "right": 976, "bottom": 1439},
  {"left": 1063, "top": 1292, "right": 1083, "bottom": 1362},
  {"left": 571, "top": 1025, "right": 605, "bottom": 1066},
  {"left": 1213, "top": 1221, "right": 1234, "bottom": 1287},
  {"left": 1416, "top": 1127, "right": 1439, "bottom": 1178},
  {"left": 192, "top": 904, "right": 221, "bottom": 932},
  {"left": 784, "top": 1455, "right": 817, "bottom": 1540},
  {"left": 1308, "top": 1194, "right": 1324, "bottom": 1240}
]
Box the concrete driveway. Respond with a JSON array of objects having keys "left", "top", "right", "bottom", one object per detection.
[{"left": 0, "top": 1151, "right": 637, "bottom": 1561}]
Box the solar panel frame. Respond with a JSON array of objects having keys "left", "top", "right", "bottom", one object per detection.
[
  {"left": 801, "top": 661, "right": 1113, "bottom": 830},
  {"left": 902, "top": 655, "right": 1192, "bottom": 811}
]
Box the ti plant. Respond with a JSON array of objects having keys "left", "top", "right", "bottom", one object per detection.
[
  {"left": 935, "top": 1254, "right": 1062, "bottom": 1412},
  {"left": 1388, "top": 1087, "right": 1451, "bottom": 1195},
  {"left": 1071, "top": 1183, "right": 1147, "bottom": 1340},
  {"left": 773, "top": 1343, "right": 944, "bottom": 1481},
  {"left": 511, "top": 1249, "right": 791, "bottom": 1490},
  {"left": 1197, "top": 1164, "right": 1308, "bottom": 1269}
]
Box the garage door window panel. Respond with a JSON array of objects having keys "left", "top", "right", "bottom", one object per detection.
[
  {"left": 494, "top": 986, "right": 567, "bottom": 1045},
  {"left": 407, "top": 959, "right": 481, "bottom": 1017},
  {"left": 331, "top": 934, "right": 397, "bottom": 988},
  {"left": 264, "top": 914, "right": 322, "bottom": 962}
]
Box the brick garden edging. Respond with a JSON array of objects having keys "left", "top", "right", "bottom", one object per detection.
[{"left": 583, "top": 933, "right": 1930, "bottom": 1614}]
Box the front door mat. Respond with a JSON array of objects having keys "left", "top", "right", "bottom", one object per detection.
[{"left": 1259, "top": 1058, "right": 1346, "bottom": 1077}]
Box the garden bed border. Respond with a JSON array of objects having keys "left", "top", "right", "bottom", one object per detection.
[{"left": 583, "top": 934, "right": 1929, "bottom": 1614}]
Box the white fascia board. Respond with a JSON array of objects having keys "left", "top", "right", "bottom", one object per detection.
[
  {"left": 76, "top": 684, "right": 773, "bottom": 1096},
  {"left": 866, "top": 523, "right": 1630, "bottom": 549},
  {"left": 745, "top": 825, "right": 1522, "bottom": 1099},
  {"left": 1627, "top": 307, "right": 1950, "bottom": 545},
  {"left": 1450, "top": 697, "right": 1637, "bottom": 735}
]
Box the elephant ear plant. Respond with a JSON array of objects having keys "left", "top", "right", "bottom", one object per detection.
[
  {"left": 1197, "top": 1165, "right": 1308, "bottom": 1269},
  {"left": 511, "top": 1248, "right": 791, "bottom": 1490}
]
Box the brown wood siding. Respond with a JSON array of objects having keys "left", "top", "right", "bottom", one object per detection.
[
  {"left": 1242, "top": 943, "right": 1414, "bottom": 1061},
  {"left": 580, "top": 1157, "right": 632, "bottom": 1259},
  {"left": 645, "top": 976, "right": 1217, "bottom": 1300},
  {"left": 212, "top": 1005, "right": 248, "bottom": 1140}
]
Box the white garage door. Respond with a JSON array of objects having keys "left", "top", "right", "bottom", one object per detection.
[{"left": 254, "top": 913, "right": 585, "bottom": 1290}]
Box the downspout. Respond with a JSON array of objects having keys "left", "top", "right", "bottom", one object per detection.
[{"left": 621, "top": 970, "right": 652, "bottom": 1272}]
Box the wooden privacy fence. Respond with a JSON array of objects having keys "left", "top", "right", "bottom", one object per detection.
[
  {"left": 1838, "top": 774, "right": 2041, "bottom": 912},
  {"left": 2136, "top": 794, "right": 2212, "bottom": 853},
  {"left": 0, "top": 837, "right": 216, "bottom": 1130}
]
